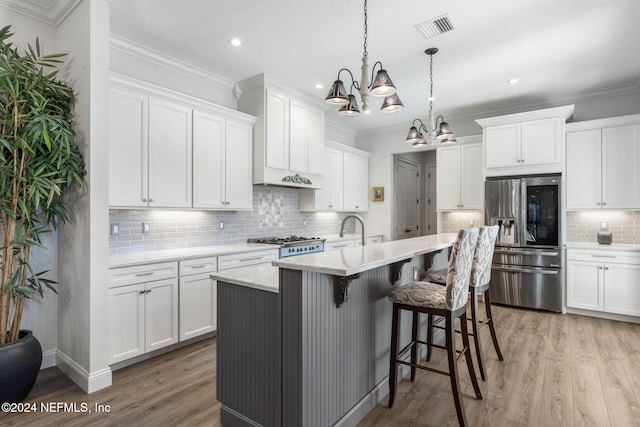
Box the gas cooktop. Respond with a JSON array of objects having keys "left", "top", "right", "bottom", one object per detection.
[{"left": 248, "top": 235, "right": 326, "bottom": 258}]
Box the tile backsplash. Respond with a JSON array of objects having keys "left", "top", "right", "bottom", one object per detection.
[
  {"left": 440, "top": 211, "right": 485, "bottom": 233},
  {"left": 565, "top": 211, "right": 640, "bottom": 244},
  {"left": 109, "top": 186, "right": 355, "bottom": 255}
]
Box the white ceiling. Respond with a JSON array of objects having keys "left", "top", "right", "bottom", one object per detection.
[{"left": 107, "top": 0, "right": 639, "bottom": 133}]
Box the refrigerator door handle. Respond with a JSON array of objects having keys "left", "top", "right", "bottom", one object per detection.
[
  {"left": 494, "top": 249, "right": 559, "bottom": 257},
  {"left": 492, "top": 266, "right": 560, "bottom": 275}
]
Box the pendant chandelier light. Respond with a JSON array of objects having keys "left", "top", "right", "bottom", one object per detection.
[
  {"left": 325, "top": 0, "right": 403, "bottom": 116},
  {"left": 406, "top": 47, "right": 456, "bottom": 148}
]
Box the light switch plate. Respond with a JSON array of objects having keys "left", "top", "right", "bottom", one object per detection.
[
  {"left": 142, "top": 222, "right": 150, "bottom": 234},
  {"left": 110, "top": 223, "right": 119, "bottom": 236}
]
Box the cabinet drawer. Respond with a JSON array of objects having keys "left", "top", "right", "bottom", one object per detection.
[
  {"left": 109, "top": 261, "right": 178, "bottom": 288},
  {"left": 325, "top": 240, "right": 355, "bottom": 251},
  {"left": 218, "top": 249, "right": 279, "bottom": 271},
  {"left": 179, "top": 256, "right": 217, "bottom": 276},
  {"left": 567, "top": 249, "right": 640, "bottom": 264}
]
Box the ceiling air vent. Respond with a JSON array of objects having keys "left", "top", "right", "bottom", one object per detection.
[{"left": 415, "top": 14, "right": 455, "bottom": 39}]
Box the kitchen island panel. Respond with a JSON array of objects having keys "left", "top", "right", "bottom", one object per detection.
[{"left": 217, "top": 282, "right": 281, "bottom": 427}]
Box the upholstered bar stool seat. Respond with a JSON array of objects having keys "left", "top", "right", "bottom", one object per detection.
[
  {"left": 387, "top": 228, "right": 482, "bottom": 427},
  {"left": 388, "top": 282, "right": 447, "bottom": 308}
]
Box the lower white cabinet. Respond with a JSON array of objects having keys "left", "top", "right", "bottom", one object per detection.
[
  {"left": 217, "top": 249, "right": 279, "bottom": 271},
  {"left": 566, "top": 249, "right": 640, "bottom": 317},
  {"left": 179, "top": 257, "right": 218, "bottom": 341},
  {"left": 108, "top": 265, "right": 179, "bottom": 364}
]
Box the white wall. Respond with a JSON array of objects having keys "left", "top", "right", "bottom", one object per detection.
[
  {"left": 0, "top": 8, "right": 60, "bottom": 368},
  {"left": 56, "top": 0, "right": 112, "bottom": 393}
]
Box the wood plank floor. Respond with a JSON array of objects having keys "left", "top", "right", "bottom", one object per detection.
[{"left": 2, "top": 305, "right": 639, "bottom": 426}]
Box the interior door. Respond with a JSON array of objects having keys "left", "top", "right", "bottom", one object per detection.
[{"left": 394, "top": 158, "right": 420, "bottom": 240}]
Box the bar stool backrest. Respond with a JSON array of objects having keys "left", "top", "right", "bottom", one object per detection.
[
  {"left": 445, "top": 228, "right": 479, "bottom": 311},
  {"left": 470, "top": 225, "right": 499, "bottom": 289}
]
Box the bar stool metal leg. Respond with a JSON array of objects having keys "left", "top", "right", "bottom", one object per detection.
[
  {"left": 411, "top": 311, "right": 419, "bottom": 381},
  {"left": 426, "top": 314, "right": 434, "bottom": 362},
  {"left": 460, "top": 311, "right": 483, "bottom": 400}
]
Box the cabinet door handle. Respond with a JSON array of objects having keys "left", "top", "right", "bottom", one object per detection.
[
  {"left": 355, "top": 205, "right": 359, "bottom": 209},
  {"left": 328, "top": 205, "right": 333, "bottom": 208},
  {"left": 596, "top": 202, "right": 601, "bottom": 205},
  {"left": 190, "top": 265, "right": 207, "bottom": 269},
  {"left": 139, "top": 290, "right": 146, "bottom": 294},
  {"left": 142, "top": 198, "right": 148, "bottom": 202},
  {"left": 148, "top": 198, "right": 154, "bottom": 202},
  {"left": 604, "top": 267, "right": 609, "bottom": 270},
  {"left": 602, "top": 202, "right": 606, "bottom": 205},
  {"left": 239, "top": 256, "right": 264, "bottom": 262},
  {"left": 592, "top": 255, "right": 616, "bottom": 258},
  {"left": 146, "top": 289, "right": 152, "bottom": 293}
]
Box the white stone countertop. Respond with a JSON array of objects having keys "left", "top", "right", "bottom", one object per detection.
[
  {"left": 565, "top": 242, "right": 640, "bottom": 251},
  {"left": 109, "top": 243, "right": 276, "bottom": 268},
  {"left": 211, "top": 264, "right": 279, "bottom": 293},
  {"left": 273, "top": 233, "right": 457, "bottom": 277}
]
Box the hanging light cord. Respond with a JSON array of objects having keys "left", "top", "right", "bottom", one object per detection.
[
  {"left": 429, "top": 52, "right": 434, "bottom": 114},
  {"left": 363, "top": 0, "right": 368, "bottom": 57}
]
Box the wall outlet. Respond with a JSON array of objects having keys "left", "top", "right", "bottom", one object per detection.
[
  {"left": 303, "top": 219, "right": 307, "bottom": 227},
  {"left": 110, "top": 223, "right": 119, "bottom": 236},
  {"left": 469, "top": 219, "right": 475, "bottom": 227},
  {"left": 142, "top": 222, "right": 150, "bottom": 234},
  {"left": 413, "top": 266, "right": 418, "bottom": 280},
  {"left": 219, "top": 221, "right": 224, "bottom": 230}
]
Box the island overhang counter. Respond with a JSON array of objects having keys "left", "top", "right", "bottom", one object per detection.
[{"left": 212, "top": 233, "right": 457, "bottom": 427}]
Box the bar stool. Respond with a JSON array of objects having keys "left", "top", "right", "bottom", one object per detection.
[
  {"left": 426, "top": 225, "right": 503, "bottom": 381},
  {"left": 387, "top": 228, "right": 481, "bottom": 427}
]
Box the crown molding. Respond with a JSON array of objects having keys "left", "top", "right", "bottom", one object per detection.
[
  {"left": 110, "top": 35, "right": 235, "bottom": 94},
  {"left": 0, "top": 0, "right": 81, "bottom": 27}
]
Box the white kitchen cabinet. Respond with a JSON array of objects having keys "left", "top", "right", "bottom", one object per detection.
[
  {"left": 108, "top": 262, "right": 179, "bottom": 364},
  {"left": 179, "top": 257, "right": 217, "bottom": 341},
  {"left": 566, "top": 248, "right": 640, "bottom": 317},
  {"left": 192, "top": 111, "right": 253, "bottom": 210},
  {"left": 566, "top": 122, "right": 640, "bottom": 210},
  {"left": 109, "top": 88, "right": 192, "bottom": 208},
  {"left": 436, "top": 143, "right": 483, "bottom": 210},
  {"left": 217, "top": 249, "right": 279, "bottom": 271},
  {"left": 355, "top": 235, "right": 383, "bottom": 246},
  {"left": 148, "top": 98, "right": 193, "bottom": 208},
  {"left": 299, "top": 142, "right": 370, "bottom": 212},
  {"left": 237, "top": 74, "right": 326, "bottom": 189},
  {"left": 108, "top": 88, "right": 148, "bottom": 207},
  {"left": 289, "top": 99, "right": 325, "bottom": 176},
  {"left": 343, "top": 152, "right": 369, "bottom": 211},
  {"left": 476, "top": 105, "right": 574, "bottom": 176},
  {"left": 324, "top": 239, "right": 355, "bottom": 251},
  {"left": 109, "top": 78, "right": 255, "bottom": 210}
]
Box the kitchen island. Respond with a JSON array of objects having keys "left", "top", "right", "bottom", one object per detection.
[{"left": 212, "top": 234, "right": 456, "bottom": 427}]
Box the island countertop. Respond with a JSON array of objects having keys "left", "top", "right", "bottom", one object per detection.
[{"left": 272, "top": 233, "right": 457, "bottom": 277}]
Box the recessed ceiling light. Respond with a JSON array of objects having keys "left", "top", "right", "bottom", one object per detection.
[
  {"left": 508, "top": 78, "right": 519, "bottom": 84},
  {"left": 315, "top": 83, "right": 323, "bottom": 89},
  {"left": 229, "top": 38, "right": 242, "bottom": 47}
]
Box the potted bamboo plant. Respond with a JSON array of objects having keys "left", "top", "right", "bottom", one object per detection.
[{"left": 0, "top": 25, "right": 85, "bottom": 403}]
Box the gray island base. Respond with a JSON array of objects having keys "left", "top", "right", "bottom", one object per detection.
[{"left": 213, "top": 234, "right": 457, "bottom": 427}]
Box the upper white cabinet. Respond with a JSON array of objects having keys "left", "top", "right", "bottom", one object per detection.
[
  {"left": 192, "top": 111, "right": 253, "bottom": 210},
  {"left": 566, "top": 116, "right": 640, "bottom": 210},
  {"left": 237, "top": 74, "right": 327, "bottom": 189},
  {"left": 436, "top": 141, "right": 483, "bottom": 210},
  {"left": 109, "top": 89, "right": 192, "bottom": 208},
  {"left": 109, "top": 77, "right": 255, "bottom": 210},
  {"left": 476, "top": 105, "right": 574, "bottom": 177},
  {"left": 148, "top": 98, "right": 193, "bottom": 208},
  {"left": 299, "top": 141, "right": 371, "bottom": 212}
]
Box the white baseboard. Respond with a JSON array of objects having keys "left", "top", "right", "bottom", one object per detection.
[
  {"left": 41, "top": 349, "right": 57, "bottom": 370},
  {"left": 55, "top": 349, "right": 112, "bottom": 393}
]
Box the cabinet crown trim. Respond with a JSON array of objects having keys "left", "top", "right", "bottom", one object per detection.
[
  {"left": 566, "top": 114, "right": 640, "bottom": 132},
  {"left": 325, "top": 140, "right": 371, "bottom": 157},
  {"left": 110, "top": 73, "right": 256, "bottom": 124},
  {"left": 475, "top": 105, "right": 574, "bottom": 127}
]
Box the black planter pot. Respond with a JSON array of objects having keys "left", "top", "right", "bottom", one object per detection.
[{"left": 0, "top": 330, "right": 42, "bottom": 403}]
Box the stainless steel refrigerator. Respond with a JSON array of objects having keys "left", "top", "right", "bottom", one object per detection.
[{"left": 485, "top": 174, "right": 563, "bottom": 312}]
